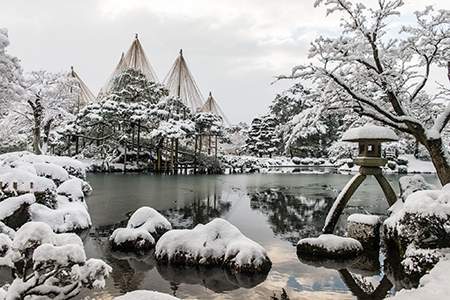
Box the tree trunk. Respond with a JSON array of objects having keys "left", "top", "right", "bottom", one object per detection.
[{"left": 425, "top": 138, "right": 450, "bottom": 185}]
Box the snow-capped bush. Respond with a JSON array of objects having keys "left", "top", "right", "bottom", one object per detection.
[
  {"left": 0, "top": 152, "right": 92, "bottom": 232},
  {"left": 0, "top": 222, "right": 111, "bottom": 299},
  {"left": 384, "top": 184, "right": 450, "bottom": 250},
  {"left": 155, "top": 218, "right": 271, "bottom": 273}
]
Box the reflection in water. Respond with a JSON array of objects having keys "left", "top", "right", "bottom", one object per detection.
[
  {"left": 249, "top": 187, "right": 337, "bottom": 245},
  {"left": 79, "top": 173, "right": 440, "bottom": 299}
]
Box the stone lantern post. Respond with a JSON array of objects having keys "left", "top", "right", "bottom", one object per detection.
[{"left": 323, "top": 124, "right": 398, "bottom": 233}]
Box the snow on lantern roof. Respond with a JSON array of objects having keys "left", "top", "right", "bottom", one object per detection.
[{"left": 342, "top": 124, "right": 398, "bottom": 142}]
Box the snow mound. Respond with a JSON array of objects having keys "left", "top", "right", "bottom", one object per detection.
[
  {"left": 342, "top": 124, "right": 398, "bottom": 142},
  {"left": 114, "top": 290, "right": 180, "bottom": 300},
  {"left": 30, "top": 200, "right": 91, "bottom": 232},
  {"left": 155, "top": 218, "right": 271, "bottom": 273},
  {"left": 57, "top": 178, "right": 85, "bottom": 202},
  {"left": 127, "top": 206, "right": 172, "bottom": 236},
  {"left": 33, "top": 162, "right": 69, "bottom": 184},
  {"left": 0, "top": 169, "right": 56, "bottom": 194},
  {"left": 347, "top": 214, "right": 381, "bottom": 225},
  {"left": 297, "top": 234, "right": 363, "bottom": 258}
]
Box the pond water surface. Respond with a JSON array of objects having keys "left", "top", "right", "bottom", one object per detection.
[{"left": 81, "top": 173, "right": 439, "bottom": 300}]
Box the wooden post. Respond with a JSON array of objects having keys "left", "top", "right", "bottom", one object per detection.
[
  {"left": 170, "top": 138, "right": 175, "bottom": 175},
  {"left": 194, "top": 136, "right": 198, "bottom": 174},
  {"left": 208, "top": 133, "right": 212, "bottom": 155},
  {"left": 75, "top": 136, "right": 79, "bottom": 155},
  {"left": 123, "top": 143, "right": 127, "bottom": 174},
  {"left": 137, "top": 120, "right": 141, "bottom": 166},
  {"left": 174, "top": 138, "right": 179, "bottom": 175},
  {"left": 215, "top": 135, "right": 218, "bottom": 159}
]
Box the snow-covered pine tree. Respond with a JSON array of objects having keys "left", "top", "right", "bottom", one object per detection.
[{"left": 245, "top": 115, "right": 280, "bottom": 158}]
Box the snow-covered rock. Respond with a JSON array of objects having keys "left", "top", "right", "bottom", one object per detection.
[
  {"left": 114, "top": 290, "right": 180, "bottom": 300},
  {"left": 399, "top": 175, "right": 434, "bottom": 201},
  {"left": 110, "top": 228, "right": 155, "bottom": 251},
  {"left": 110, "top": 207, "right": 171, "bottom": 252},
  {"left": 347, "top": 214, "right": 381, "bottom": 250},
  {"left": 297, "top": 234, "right": 363, "bottom": 258},
  {"left": 155, "top": 218, "right": 271, "bottom": 273},
  {"left": 127, "top": 207, "right": 172, "bottom": 237}
]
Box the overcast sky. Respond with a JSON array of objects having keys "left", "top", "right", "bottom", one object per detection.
[{"left": 1, "top": 0, "right": 448, "bottom": 123}]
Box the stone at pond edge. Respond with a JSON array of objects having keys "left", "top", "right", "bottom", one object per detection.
[
  {"left": 347, "top": 214, "right": 381, "bottom": 250},
  {"left": 297, "top": 234, "right": 363, "bottom": 259}
]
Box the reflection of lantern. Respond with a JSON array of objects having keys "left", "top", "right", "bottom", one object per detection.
[{"left": 323, "top": 124, "right": 399, "bottom": 234}]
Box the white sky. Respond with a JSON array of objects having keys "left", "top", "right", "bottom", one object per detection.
[{"left": 1, "top": 0, "right": 448, "bottom": 123}]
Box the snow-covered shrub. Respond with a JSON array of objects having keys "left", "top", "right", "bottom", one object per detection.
[
  {"left": 0, "top": 152, "right": 92, "bottom": 232},
  {"left": 0, "top": 222, "right": 111, "bottom": 299},
  {"left": 297, "top": 234, "right": 363, "bottom": 259},
  {"left": 155, "top": 218, "right": 271, "bottom": 273},
  {"left": 384, "top": 184, "right": 450, "bottom": 250},
  {"left": 114, "top": 290, "right": 180, "bottom": 300},
  {"left": 110, "top": 207, "right": 171, "bottom": 252},
  {"left": 33, "top": 162, "right": 70, "bottom": 185},
  {"left": 401, "top": 245, "right": 442, "bottom": 277}
]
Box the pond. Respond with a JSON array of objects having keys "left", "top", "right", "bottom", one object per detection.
[{"left": 81, "top": 173, "right": 440, "bottom": 299}]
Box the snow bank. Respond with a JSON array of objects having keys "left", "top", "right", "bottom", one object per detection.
[
  {"left": 390, "top": 256, "right": 450, "bottom": 300},
  {"left": 342, "top": 124, "right": 398, "bottom": 141},
  {"left": 155, "top": 218, "right": 271, "bottom": 273},
  {"left": 114, "top": 290, "right": 180, "bottom": 300},
  {"left": 110, "top": 207, "right": 170, "bottom": 252},
  {"left": 297, "top": 234, "right": 363, "bottom": 258}
]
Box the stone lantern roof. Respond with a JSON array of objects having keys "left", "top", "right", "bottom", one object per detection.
[{"left": 342, "top": 124, "right": 398, "bottom": 143}]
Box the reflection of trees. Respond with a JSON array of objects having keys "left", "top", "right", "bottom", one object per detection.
[
  {"left": 156, "top": 264, "right": 268, "bottom": 294},
  {"left": 163, "top": 191, "right": 231, "bottom": 229},
  {"left": 249, "top": 188, "right": 334, "bottom": 244},
  {"left": 339, "top": 270, "right": 393, "bottom": 300}
]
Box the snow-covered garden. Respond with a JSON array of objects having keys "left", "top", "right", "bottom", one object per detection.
[{"left": 1, "top": 0, "right": 450, "bottom": 298}]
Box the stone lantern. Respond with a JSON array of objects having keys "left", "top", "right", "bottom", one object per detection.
[{"left": 323, "top": 124, "right": 398, "bottom": 234}]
